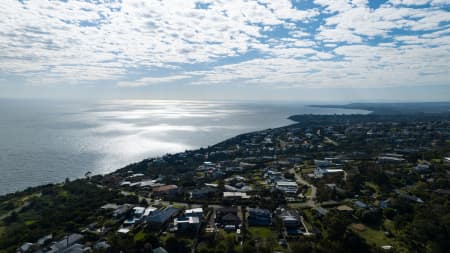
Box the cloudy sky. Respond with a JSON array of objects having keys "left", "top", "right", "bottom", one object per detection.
[{"left": 0, "top": 0, "right": 449, "bottom": 101}]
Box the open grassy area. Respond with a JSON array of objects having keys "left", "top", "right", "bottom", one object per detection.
[
  {"left": 351, "top": 223, "right": 407, "bottom": 253},
  {"left": 364, "top": 182, "right": 380, "bottom": 194},
  {"left": 133, "top": 230, "right": 146, "bottom": 242},
  {"left": 301, "top": 167, "right": 315, "bottom": 174},
  {"left": 305, "top": 187, "right": 312, "bottom": 197},
  {"left": 248, "top": 227, "right": 273, "bottom": 238},
  {"left": 0, "top": 226, "right": 5, "bottom": 237},
  {"left": 248, "top": 227, "right": 285, "bottom": 252}
]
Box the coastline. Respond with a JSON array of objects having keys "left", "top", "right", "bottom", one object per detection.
[
  {"left": 0, "top": 101, "right": 372, "bottom": 196},
  {"left": 6, "top": 100, "right": 449, "bottom": 197}
]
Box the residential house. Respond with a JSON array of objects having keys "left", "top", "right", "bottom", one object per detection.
[
  {"left": 189, "top": 187, "right": 216, "bottom": 199},
  {"left": 174, "top": 216, "right": 201, "bottom": 232},
  {"left": 152, "top": 185, "right": 178, "bottom": 197},
  {"left": 185, "top": 208, "right": 204, "bottom": 218},
  {"left": 336, "top": 205, "right": 354, "bottom": 214},
  {"left": 223, "top": 192, "right": 250, "bottom": 200},
  {"left": 313, "top": 207, "right": 329, "bottom": 218},
  {"left": 216, "top": 207, "right": 241, "bottom": 227},
  {"left": 146, "top": 207, "right": 181, "bottom": 230},
  {"left": 45, "top": 234, "right": 83, "bottom": 253},
  {"left": 279, "top": 210, "right": 302, "bottom": 236},
  {"left": 247, "top": 208, "right": 272, "bottom": 226},
  {"left": 275, "top": 181, "right": 298, "bottom": 195}
]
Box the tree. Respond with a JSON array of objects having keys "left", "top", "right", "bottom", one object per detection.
[{"left": 165, "top": 237, "right": 190, "bottom": 253}]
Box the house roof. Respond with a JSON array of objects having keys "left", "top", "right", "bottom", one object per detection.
[
  {"left": 174, "top": 216, "right": 200, "bottom": 224},
  {"left": 152, "top": 185, "right": 178, "bottom": 192},
  {"left": 221, "top": 213, "right": 240, "bottom": 222},
  {"left": 153, "top": 247, "right": 169, "bottom": 253},
  {"left": 336, "top": 205, "right": 354, "bottom": 211},
  {"left": 147, "top": 207, "right": 180, "bottom": 224},
  {"left": 101, "top": 203, "right": 119, "bottom": 210},
  {"left": 217, "top": 206, "right": 237, "bottom": 214},
  {"left": 248, "top": 208, "right": 271, "bottom": 216},
  {"left": 314, "top": 207, "right": 329, "bottom": 216},
  {"left": 185, "top": 208, "right": 203, "bottom": 214}
]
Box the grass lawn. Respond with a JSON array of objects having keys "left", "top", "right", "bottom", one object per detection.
[
  {"left": 365, "top": 182, "right": 380, "bottom": 194},
  {"left": 24, "top": 220, "right": 37, "bottom": 226},
  {"left": 248, "top": 227, "right": 273, "bottom": 238},
  {"left": 301, "top": 167, "right": 315, "bottom": 174},
  {"left": 248, "top": 227, "right": 286, "bottom": 252},
  {"left": 0, "top": 226, "right": 5, "bottom": 237},
  {"left": 133, "top": 230, "right": 146, "bottom": 241},
  {"left": 161, "top": 232, "right": 195, "bottom": 247},
  {"left": 351, "top": 223, "right": 407, "bottom": 253},
  {"left": 305, "top": 187, "right": 312, "bottom": 197}
]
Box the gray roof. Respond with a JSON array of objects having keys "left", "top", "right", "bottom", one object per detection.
[
  {"left": 153, "top": 247, "right": 169, "bottom": 253},
  {"left": 47, "top": 234, "right": 83, "bottom": 253},
  {"left": 146, "top": 207, "right": 180, "bottom": 224}
]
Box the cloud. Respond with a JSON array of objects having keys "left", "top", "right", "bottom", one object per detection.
[
  {"left": 0, "top": 0, "right": 449, "bottom": 90},
  {"left": 117, "top": 75, "right": 191, "bottom": 87}
]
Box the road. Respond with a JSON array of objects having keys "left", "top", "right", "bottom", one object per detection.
[
  {"left": 119, "top": 190, "right": 224, "bottom": 209},
  {"left": 291, "top": 168, "right": 317, "bottom": 208}
]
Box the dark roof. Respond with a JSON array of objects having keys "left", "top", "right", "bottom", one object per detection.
[
  {"left": 314, "top": 207, "right": 329, "bottom": 216},
  {"left": 217, "top": 206, "right": 237, "bottom": 214},
  {"left": 221, "top": 213, "right": 240, "bottom": 222},
  {"left": 248, "top": 208, "right": 271, "bottom": 216},
  {"left": 153, "top": 185, "right": 178, "bottom": 192},
  {"left": 146, "top": 207, "right": 180, "bottom": 224},
  {"left": 153, "top": 247, "right": 168, "bottom": 253},
  {"left": 435, "top": 189, "right": 450, "bottom": 195}
]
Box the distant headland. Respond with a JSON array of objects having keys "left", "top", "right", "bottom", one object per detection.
[{"left": 309, "top": 101, "right": 450, "bottom": 115}]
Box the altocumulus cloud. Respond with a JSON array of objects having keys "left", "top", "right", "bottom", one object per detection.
[{"left": 0, "top": 0, "right": 449, "bottom": 89}]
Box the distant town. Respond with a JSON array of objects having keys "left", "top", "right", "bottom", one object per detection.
[{"left": 1, "top": 109, "right": 450, "bottom": 253}]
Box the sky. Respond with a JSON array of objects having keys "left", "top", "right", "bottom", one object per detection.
[{"left": 0, "top": 0, "right": 449, "bottom": 102}]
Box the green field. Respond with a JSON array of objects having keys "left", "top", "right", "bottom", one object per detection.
[{"left": 351, "top": 223, "right": 407, "bottom": 253}]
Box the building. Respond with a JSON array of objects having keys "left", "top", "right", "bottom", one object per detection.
[
  {"left": 354, "top": 201, "right": 369, "bottom": 209},
  {"left": 153, "top": 247, "right": 169, "bottom": 253},
  {"left": 111, "top": 204, "right": 132, "bottom": 218},
  {"left": 279, "top": 210, "right": 302, "bottom": 236},
  {"left": 45, "top": 234, "right": 83, "bottom": 253},
  {"left": 444, "top": 157, "right": 450, "bottom": 164},
  {"left": 275, "top": 181, "right": 298, "bottom": 195},
  {"left": 247, "top": 208, "right": 272, "bottom": 226},
  {"left": 336, "top": 205, "right": 354, "bottom": 214},
  {"left": 377, "top": 155, "right": 405, "bottom": 164},
  {"left": 185, "top": 208, "right": 203, "bottom": 218},
  {"left": 414, "top": 164, "right": 431, "bottom": 173},
  {"left": 216, "top": 206, "right": 241, "bottom": 227},
  {"left": 133, "top": 206, "right": 146, "bottom": 217},
  {"left": 314, "top": 159, "right": 334, "bottom": 167},
  {"left": 313, "top": 207, "right": 329, "bottom": 217},
  {"left": 189, "top": 187, "right": 216, "bottom": 199},
  {"left": 146, "top": 207, "right": 180, "bottom": 230},
  {"left": 144, "top": 207, "right": 158, "bottom": 216},
  {"left": 314, "top": 167, "right": 344, "bottom": 178},
  {"left": 17, "top": 243, "right": 33, "bottom": 253},
  {"left": 223, "top": 192, "right": 250, "bottom": 199},
  {"left": 152, "top": 185, "right": 179, "bottom": 197},
  {"left": 174, "top": 216, "right": 201, "bottom": 232}
]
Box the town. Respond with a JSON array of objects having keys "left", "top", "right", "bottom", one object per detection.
[{"left": 1, "top": 113, "right": 450, "bottom": 253}]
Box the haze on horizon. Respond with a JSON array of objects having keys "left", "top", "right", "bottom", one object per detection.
[{"left": 0, "top": 0, "right": 449, "bottom": 102}]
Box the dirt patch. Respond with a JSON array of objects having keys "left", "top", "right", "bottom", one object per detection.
[{"left": 352, "top": 223, "right": 366, "bottom": 232}]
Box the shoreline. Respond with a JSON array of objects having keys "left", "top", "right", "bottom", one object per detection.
[
  {"left": 0, "top": 107, "right": 371, "bottom": 197},
  {"left": 4, "top": 101, "right": 448, "bottom": 197}
]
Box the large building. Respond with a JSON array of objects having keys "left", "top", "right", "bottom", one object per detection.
[
  {"left": 174, "top": 216, "right": 200, "bottom": 232},
  {"left": 146, "top": 207, "right": 180, "bottom": 230},
  {"left": 275, "top": 181, "right": 298, "bottom": 194}
]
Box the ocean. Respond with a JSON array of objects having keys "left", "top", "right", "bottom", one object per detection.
[{"left": 0, "top": 99, "right": 369, "bottom": 195}]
